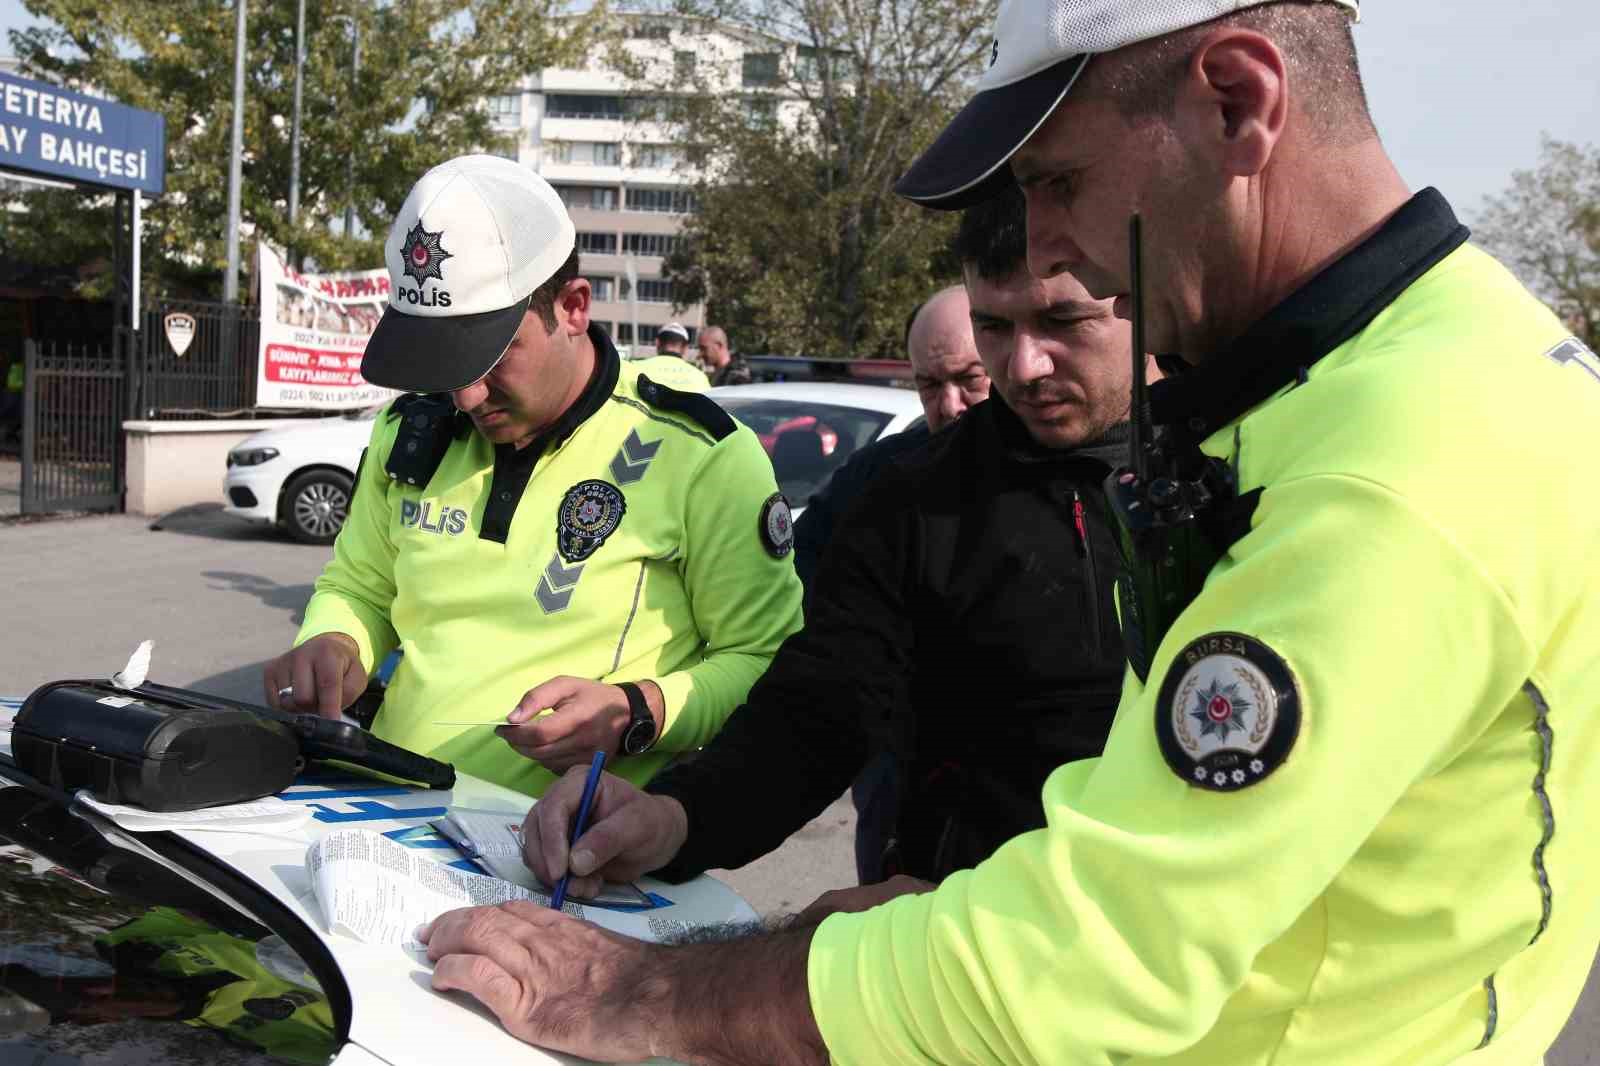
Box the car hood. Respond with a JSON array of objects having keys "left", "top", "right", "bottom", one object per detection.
[{"left": 233, "top": 417, "right": 377, "bottom": 453}]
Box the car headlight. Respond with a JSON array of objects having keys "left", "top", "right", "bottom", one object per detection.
[{"left": 227, "top": 447, "right": 280, "bottom": 468}]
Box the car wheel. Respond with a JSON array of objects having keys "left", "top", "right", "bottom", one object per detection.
[{"left": 282, "top": 470, "right": 353, "bottom": 545}]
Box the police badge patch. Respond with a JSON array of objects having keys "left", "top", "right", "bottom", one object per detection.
[
  {"left": 759, "top": 492, "right": 794, "bottom": 558},
  {"left": 1155, "top": 632, "right": 1300, "bottom": 792},
  {"left": 557, "top": 480, "right": 626, "bottom": 563}
]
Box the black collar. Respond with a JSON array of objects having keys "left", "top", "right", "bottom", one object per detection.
[
  {"left": 478, "top": 324, "right": 622, "bottom": 544},
  {"left": 494, "top": 322, "right": 621, "bottom": 470},
  {"left": 1149, "top": 187, "right": 1470, "bottom": 442}
]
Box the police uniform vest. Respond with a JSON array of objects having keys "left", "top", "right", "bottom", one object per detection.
[
  {"left": 296, "top": 325, "right": 803, "bottom": 797},
  {"left": 807, "top": 190, "right": 1600, "bottom": 1064}
]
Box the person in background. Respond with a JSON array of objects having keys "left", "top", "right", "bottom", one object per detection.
[
  {"left": 698, "top": 325, "right": 753, "bottom": 386},
  {"left": 653, "top": 321, "right": 695, "bottom": 360},
  {"left": 632, "top": 321, "right": 711, "bottom": 391},
  {"left": 0, "top": 352, "right": 22, "bottom": 447}
]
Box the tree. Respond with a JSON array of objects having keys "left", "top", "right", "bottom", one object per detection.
[
  {"left": 1474, "top": 137, "right": 1600, "bottom": 350},
  {"left": 3, "top": 0, "right": 601, "bottom": 301},
  {"left": 639, "top": 0, "right": 995, "bottom": 358}
]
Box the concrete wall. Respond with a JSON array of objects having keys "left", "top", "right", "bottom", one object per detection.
[{"left": 123, "top": 420, "right": 285, "bottom": 517}]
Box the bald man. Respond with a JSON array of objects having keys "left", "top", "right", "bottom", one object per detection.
[
  {"left": 698, "top": 326, "right": 753, "bottom": 386},
  {"left": 905, "top": 286, "right": 991, "bottom": 432}
]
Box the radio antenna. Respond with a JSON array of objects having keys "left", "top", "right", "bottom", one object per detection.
[{"left": 1129, "top": 214, "right": 1150, "bottom": 483}]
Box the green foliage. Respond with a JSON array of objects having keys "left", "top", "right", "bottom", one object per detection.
[
  {"left": 3, "top": 0, "right": 600, "bottom": 301},
  {"left": 1475, "top": 137, "right": 1600, "bottom": 351},
  {"left": 650, "top": 0, "right": 994, "bottom": 358}
]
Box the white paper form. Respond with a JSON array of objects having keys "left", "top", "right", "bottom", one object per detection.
[
  {"left": 437, "top": 806, "right": 652, "bottom": 907},
  {"left": 306, "top": 829, "right": 682, "bottom": 954},
  {"left": 75, "top": 792, "right": 314, "bottom": 834}
]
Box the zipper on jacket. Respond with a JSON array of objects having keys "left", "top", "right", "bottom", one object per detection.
[
  {"left": 1073, "top": 488, "right": 1105, "bottom": 653},
  {"left": 1071, "top": 490, "right": 1088, "bottom": 557}
]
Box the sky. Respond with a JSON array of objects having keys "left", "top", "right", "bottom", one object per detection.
[{"left": 2, "top": 0, "right": 1597, "bottom": 222}]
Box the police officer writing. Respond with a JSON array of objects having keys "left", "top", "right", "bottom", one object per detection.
[
  {"left": 264, "top": 155, "right": 802, "bottom": 797},
  {"left": 415, "top": 2, "right": 1600, "bottom": 1063}
]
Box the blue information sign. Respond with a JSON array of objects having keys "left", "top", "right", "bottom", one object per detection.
[{"left": 0, "top": 70, "right": 165, "bottom": 195}]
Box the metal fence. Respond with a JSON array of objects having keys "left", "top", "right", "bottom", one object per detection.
[
  {"left": 133, "top": 300, "right": 259, "bottom": 419},
  {"left": 20, "top": 338, "right": 126, "bottom": 514}
]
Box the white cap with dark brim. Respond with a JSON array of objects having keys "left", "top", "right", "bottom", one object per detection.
[
  {"left": 362, "top": 154, "right": 577, "bottom": 394},
  {"left": 896, "top": 0, "right": 1359, "bottom": 211}
]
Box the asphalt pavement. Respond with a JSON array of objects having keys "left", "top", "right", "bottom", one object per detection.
[{"left": 0, "top": 505, "right": 1594, "bottom": 1060}]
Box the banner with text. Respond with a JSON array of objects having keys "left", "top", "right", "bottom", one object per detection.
[{"left": 256, "top": 244, "right": 399, "bottom": 410}]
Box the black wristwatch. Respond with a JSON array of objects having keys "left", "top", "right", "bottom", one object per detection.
[{"left": 617, "top": 682, "right": 658, "bottom": 757}]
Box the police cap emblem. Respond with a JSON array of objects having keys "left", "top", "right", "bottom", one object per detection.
[
  {"left": 557, "top": 479, "right": 626, "bottom": 563},
  {"left": 759, "top": 492, "right": 794, "bottom": 558},
  {"left": 1155, "top": 632, "right": 1300, "bottom": 792},
  {"left": 400, "top": 222, "right": 452, "bottom": 286}
]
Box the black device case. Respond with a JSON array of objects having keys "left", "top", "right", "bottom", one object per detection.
[
  {"left": 137, "top": 682, "right": 456, "bottom": 792},
  {"left": 11, "top": 681, "right": 303, "bottom": 811}
]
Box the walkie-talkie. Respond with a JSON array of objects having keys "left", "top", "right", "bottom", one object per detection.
[{"left": 1102, "top": 215, "right": 1239, "bottom": 682}]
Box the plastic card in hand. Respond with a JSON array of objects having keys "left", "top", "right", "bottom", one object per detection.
[{"left": 437, "top": 806, "right": 652, "bottom": 908}]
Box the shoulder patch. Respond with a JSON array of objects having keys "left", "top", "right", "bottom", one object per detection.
[
  {"left": 1156, "top": 632, "right": 1300, "bottom": 792},
  {"left": 759, "top": 492, "right": 794, "bottom": 558},
  {"left": 636, "top": 373, "right": 736, "bottom": 441},
  {"left": 557, "top": 479, "right": 626, "bottom": 563}
]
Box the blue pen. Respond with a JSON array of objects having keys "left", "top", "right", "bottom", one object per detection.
[{"left": 550, "top": 750, "right": 607, "bottom": 910}]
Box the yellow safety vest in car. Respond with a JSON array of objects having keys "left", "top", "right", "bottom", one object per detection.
[{"left": 99, "top": 907, "right": 335, "bottom": 1065}]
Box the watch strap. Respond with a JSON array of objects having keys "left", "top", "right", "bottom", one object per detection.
[{"left": 617, "top": 681, "right": 656, "bottom": 755}]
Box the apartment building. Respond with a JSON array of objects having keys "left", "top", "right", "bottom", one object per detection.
[{"left": 485, "top": 18, "right": 817, "bottom": 354}]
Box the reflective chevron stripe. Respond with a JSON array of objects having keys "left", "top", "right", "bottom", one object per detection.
[
  {"left": 535, "top": 554, "right": 585, "bottom": 614},
  {"left": 609, "top": 429, "right": 662, "bottom": 485}
]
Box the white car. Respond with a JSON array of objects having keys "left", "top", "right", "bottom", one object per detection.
[
  {"left": 223, "top": 383, "right": 923, "bottom": 545},
  {"left": 223, "top": 408, "right": 380, "bottom": 545},
  {"left": 711, "top": 382, "right": 924, "bottom": 513},
  {"left": 0, "top": 692, "right": 754, "bottom": 1066}
]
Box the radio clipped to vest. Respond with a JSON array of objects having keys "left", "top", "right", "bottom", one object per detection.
[
  {"left": 384, "top": 393, "right": 465, "bottom": 489},
  {"left": 1102, "top": 216, "right": 1240, "bottom": 682}
]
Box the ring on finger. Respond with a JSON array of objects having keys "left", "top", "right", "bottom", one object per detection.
[{"left": 277, "top": 686, "right": 295, "bottom": 701}]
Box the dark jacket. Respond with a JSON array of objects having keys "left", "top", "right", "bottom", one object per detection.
[
  {"left": 709, "top": 354, "right": 754, "bottom": 387},
  {"left": 648, "top": 394, "right": 1129, "bottom": 883},
  {"left": 792, "top": 421, "right": 932, "bottom": 596}
]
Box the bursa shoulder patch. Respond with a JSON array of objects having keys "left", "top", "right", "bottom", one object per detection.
[{"left": 1156, "top": 632, "right": 1300, "bottom": 792}]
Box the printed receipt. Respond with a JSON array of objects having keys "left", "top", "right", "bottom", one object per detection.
[{"left": 306, "top": 829, "right": 669, "bottom": 953}]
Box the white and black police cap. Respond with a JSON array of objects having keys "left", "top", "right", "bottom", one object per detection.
[
  {"left": 363, "top": 154, "right": 576, "bottom": 394},
  {"left": 895, "top": 0, "right": 1360, "bottom": 211}
]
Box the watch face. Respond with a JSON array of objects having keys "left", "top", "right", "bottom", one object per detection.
[{"left": 622, "top": 720, "right": 655, "bottom": 756}]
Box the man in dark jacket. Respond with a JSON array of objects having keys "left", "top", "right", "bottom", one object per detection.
[
  {"left": 520, "top": 186, "right": 1159, "bottom": 891},
  {"left": 792, "top": 282, "right": 988, "bottom": 882}
]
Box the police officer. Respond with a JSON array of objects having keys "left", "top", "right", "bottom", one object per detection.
[
  {"left": 413, "top": 4, "right": 1600, "bottom": 1063},
  {"left": 264, "top": 155, "right": 803, "bottom": 797},
  {"left": 633, "top": 321, "right": 712, "bottom": 392}
]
